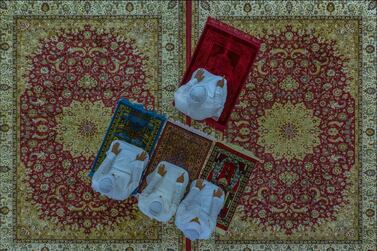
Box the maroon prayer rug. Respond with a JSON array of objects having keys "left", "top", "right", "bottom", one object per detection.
[
  {"left": 199, "top": 142, "right": 258, "bottom": 231},
  {"left": 181, "top": 17, "right": 261, "bottom": 130}
]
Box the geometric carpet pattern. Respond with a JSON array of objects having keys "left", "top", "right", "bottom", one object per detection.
[{"left": 0, "top": 1, "right": 376, "bottom": 251}]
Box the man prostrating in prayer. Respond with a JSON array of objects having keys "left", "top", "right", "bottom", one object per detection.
[
  {"left": 174, "top": 68, "right": 227, "bottom": 121},
  {"left": 175, "top": 179, "right": 224, "bottom": 240},
  {"left": 138, "top": 161, "right": 189, "bottom": 222},
  {"left": 92, "top": 140, "right": 149, "bottom": 201}
]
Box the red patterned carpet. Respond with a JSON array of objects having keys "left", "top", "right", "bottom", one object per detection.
[
  {"left": 213, "top": 18, "right": 360, "bottom": 242},
  {"left": 20, "top": 25, "right": 154, "bottom": 235},
  {"left": 1, "top": 1, "right": 375, "bottom": 251},
  {"left": 229, "top": 25, "right": 356, "bottom": 234},
  {"left": 11, "top": 4, "right": 183, "bottom": 245}
]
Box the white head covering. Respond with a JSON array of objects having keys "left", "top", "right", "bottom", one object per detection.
[
  {"left": 149, "top": 196, "right": 164, "bottom": 216},
  {"left": 183, "top": 221, "right": 201, "bottom": 240},
  {"left": 188, "top": 85, "right": 207, "bottom": 104},
  {"left": 98, "top": 176, "right": 114, "bottom": 194}
]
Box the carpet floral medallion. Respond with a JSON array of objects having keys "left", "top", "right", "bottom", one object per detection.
[{"left": 0, "top": 1, "right": 376, "bottom": 251}]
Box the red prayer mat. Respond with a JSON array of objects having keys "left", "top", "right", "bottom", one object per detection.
[
  {"left": 199, "top": 142, "right": 258, "bottom": 231},
  {"left": 181, "top": 17, "right": 261, "bottom": 129}
]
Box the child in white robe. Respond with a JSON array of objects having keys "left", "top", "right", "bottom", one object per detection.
[
  {"left": 174, "top": 68, "right": 227, "bottom": 121},
  {"left": 138, "top": 161, "right": 189, "bottom": 222},
  {"left": 92, "top": 140, "right": 149, "bottom": 201},
  {"left": 175, "top": 179, "right": 224, "bottom": 240}
]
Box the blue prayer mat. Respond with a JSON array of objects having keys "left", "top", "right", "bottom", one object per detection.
[{"left": 89, "top": 98, "right": 166, "bottom": 177}]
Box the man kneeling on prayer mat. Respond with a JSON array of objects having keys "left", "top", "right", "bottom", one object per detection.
[
  {"left": 175, "top": 179, "right": 224, "bottom": 240},
  {"left": 138, "top": 161, "right": 189, "bottom": 222},
  {"left": 92, "top": 140, "right": 149, "bottom": 201},
  {"left": 174, "top": 68, "right": 227, "bottom": 121}
]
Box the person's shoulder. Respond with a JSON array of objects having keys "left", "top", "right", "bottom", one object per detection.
[
  {"left": 119, "top": 141, "right": 145, "bottom": 154},
  {"left": 175, "top": 88, "right": 189, "bottom": 99},
  {"left": 117, "top": 140, "right": 133, "bottom": 148},
  {"left": 203, "top": 180, "right": 219, "bottom": 190},
  {"left": 165, "top": 162, "right": 188, "bottom": 175},
  {"left": 201, "top": 100, "right": 218, "bottom": 109},
  {"left": 137, "top": 193, "right": 149, "bottom": 204},
  {"left": 160, "top": 161, "right": 174, "bottom": 169},
  {"left": 158, "top": 160, "right": 168, "bottom": 166}
]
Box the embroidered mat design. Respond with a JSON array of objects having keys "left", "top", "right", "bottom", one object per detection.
[{"left": 199, "top": 142, "right": 258, "bottom": 231}]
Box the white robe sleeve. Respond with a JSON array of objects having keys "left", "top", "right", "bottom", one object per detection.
[
  {"left": 92, "top": 152, "right": 116, "bottom": 181},
  {"left": 175, "top": 187, "right": 201, "bottom": 227},
  {"left": 129, "top": 160, "right": 146, "bottom": 184},
  {"left": 142, "top": 172, "right": 163, "bottom": 196},
  {"left": 209, "top": 196, "right": 223, "bottom": 224},
  {"left": 170, "top": 183, "right": 185, "bottom": 211},
  {"left": 126, "top": 159, "right": 147, "bottom": 193},
  {"left": 174, "top": 78, "right": 198, "bottom": 116},
  {"left": 214, "top": 86, "right": 225, "bottom": 106},
  {"left": 212, "top": 86, "right": 226, "bottom": 120},
  {"left": 182, "top": 186, "right": 201, "bottom": 208},
  {"left": 176, "top": 78, "right": 198, "bottom": 95},
  {"left": 186, "top": 78, "right": 198, "bottom": 87},
  {"left": 215, "top": 85, "right": 223, "bottom": 98}
]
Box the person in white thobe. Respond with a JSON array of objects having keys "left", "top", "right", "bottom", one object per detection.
[
  {"left": 174, "top": 68, "right": 227, "bottom": 121},
  {"left": 138, "top": 161, "right": 189, "bottom": 222},
  {"left": 92, "top": 140, "right": 149, "bottom": 201},
  {"left": 175, "top": 179, "right": 224, "bottom": 240}
]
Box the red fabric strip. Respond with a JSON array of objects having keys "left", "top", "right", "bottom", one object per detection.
[
  {"left": 185, "top": 1, "right": 193, "bottom": 250},
  {"left": 185, "top": 0, "right": 192, "bottom": 127}
]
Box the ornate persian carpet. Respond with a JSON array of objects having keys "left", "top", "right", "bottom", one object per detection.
[{"left": 0, "top": 1, "right": 376, "bottom": 251}]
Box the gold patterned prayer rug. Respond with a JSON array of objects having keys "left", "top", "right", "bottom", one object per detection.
[{"left": 1, "top": 1, "right": 376, "bottom": 251}]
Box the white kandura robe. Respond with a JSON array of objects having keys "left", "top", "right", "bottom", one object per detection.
[
  {"left": 174, "top": 68, "right": 228, "bottom": 121},
  {"left": 92, "top": 140, "right": 149, "bottom": 201},
  {"left": 175, "top": 179, "right": 224, "bottom": 240},
  {"left": 138, "top": 161, "right": 189, "bottom": 223}
]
